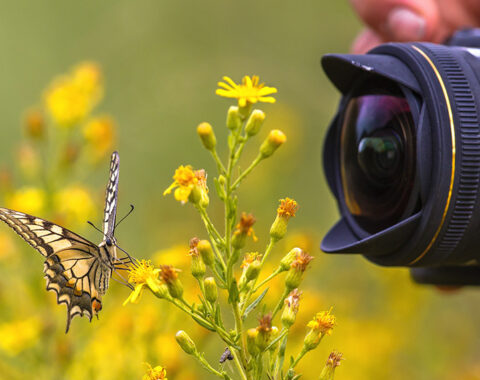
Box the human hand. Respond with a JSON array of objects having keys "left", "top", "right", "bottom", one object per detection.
[{"left": 350, "top": 0, "right": 480, "bottom": 53}]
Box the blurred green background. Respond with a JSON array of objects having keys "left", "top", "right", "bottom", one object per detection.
[{"left": 0, "top": 1, "right": 480, "bottom": 379}]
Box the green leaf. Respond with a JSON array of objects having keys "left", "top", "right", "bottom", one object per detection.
[
  {"left": 243, "top": 288, "right": 268, "bottom": 319},
  {"left": 228, "top": 279, "right": 240, "bottom": 304},
  {"left": 191, "top": 314, "right": 216, "bottom": 332},
  {"left": 214, "top": 259, "right": 226, "bottom": 282}
]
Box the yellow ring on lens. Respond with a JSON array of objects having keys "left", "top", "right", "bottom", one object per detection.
[{"left": 409, "top": 45, "right": 456, "bottom": 265}]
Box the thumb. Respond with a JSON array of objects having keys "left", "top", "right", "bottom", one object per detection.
[{"left": 349, "top": 0, "right": 447, "bottom": 43}]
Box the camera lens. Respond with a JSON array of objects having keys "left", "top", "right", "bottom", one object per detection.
[{"left": 340, "top": 88, "right": 417, "bottom": 234}]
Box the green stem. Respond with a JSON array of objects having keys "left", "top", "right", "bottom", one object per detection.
[
  {"left": 170, "top": 298, "right": 234, "bottom": 345},
  {"left": 198, "top": 207, "right": 225, "bottom": 246},
  {"left": 231, "top": 154, "right": 263, "bottom": 191},
  {"left": 273, "top": 335, "right": 289, "bottom": 380},
  {"left": 252, "top": 267, "right": 282, "bottom": 293},
  {"left": 195, "top": 352, "right": 228, "bottom": 378},
  {"left": 241, "top": 239, "right": 276, "bottom": 313},
  {"left": 229, "top": 346, "right": 249, "bottom": 380},
  {"left": 211, "top": 148, "right": 227, "bottom": 175},
  {"left": 290, "top": 346, "right": 309, "bottom": 370},
  {"left": 272, "top": 288, "right": 289, "bottom": 319}
]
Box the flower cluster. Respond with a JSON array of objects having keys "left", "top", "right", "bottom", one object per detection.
[{"left": 124, "top": 75, "right": 343, "bottom": 379}]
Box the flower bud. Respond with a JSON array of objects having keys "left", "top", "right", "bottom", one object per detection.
[
  {"left": 247, "top": 328, "right": 259, "bottom": 356},
  {"left": 197, "top": 122, "right": 216, "bottom": 151},
  {"left": 175, "top": 330, "right": 197, "bottom": 355},
  {"left": 279, "top": 248, "right": 302, "bottom": 272},
  {"left": 188, "top": 184, "right": 203, "bottom": 204},
  {"left": 204, "top": 277, "right": 218, "bottom": 303},
  {"left": 226, "top": 106, "right": 242, "bottom": 130},
  {"left": 197, "top": 240, "right": 215, "bottom": 266},
  {"left": 232, "top": 231, "right": 247, "bottom": 249},
  {"left": 232, "top": 213, "right": 257, "bottom": 249},
  {"left": 255, "top": 314, "right": 273, "bottom": 351},
  {"left": 319, "top": 351, "right": 343, "bottom": 380},
  {"left": 161, "top": 265, "right": 184, "bottom": 299},
  {"left": 150, "top": 281, "right": 171, "bottom": 300},
  {"left": 268, "top": 326, "right": 280, "bottom": 351},
  {"left": 245, "top": 259, "right": 261, "bottom": 282},
  {"left": 190, "top": 254, "right": 206, "bottom": 279},
  {"left": 259, "top": 129, "right": 286, "bottom": 158},
  {"left": 285, "top": 250, "right": 313, "bottom": 291},
  {"left": 303, "top": 329, "right": 322, "bottom": 351},
  {"left": 245, "top": 109, "right": 265, "bottom": 136},
  {"left": 281, "top": 289, "right": 301, "bottom": 328},
  {"left": 270, "top": 214, "right": 288, "bottom": 242}
]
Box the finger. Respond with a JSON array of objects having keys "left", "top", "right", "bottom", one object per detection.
[
  {"left": 349, "top": 0, "right": 442, "bottom": 42},
  {"left": 351, "top": 28, "right": 384, "bottom": 53}
]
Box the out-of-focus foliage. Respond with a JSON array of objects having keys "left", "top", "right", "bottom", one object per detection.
[{"left": 0, "top": 1, "right": 478, "bottom": 380}]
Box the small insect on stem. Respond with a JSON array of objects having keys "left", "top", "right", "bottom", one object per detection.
[{"left": 219, "top": 347, "right": 234, "bottom": 363}]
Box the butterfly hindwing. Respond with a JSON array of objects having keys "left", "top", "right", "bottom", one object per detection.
[
  {"left": 103, "top": 151, "right": 120, "bottom": 238},
  {"left": 0, "top": 207, "right": 109, "bottom": 332}
]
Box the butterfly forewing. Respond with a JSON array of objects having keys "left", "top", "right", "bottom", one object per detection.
[
  {"left": 103, "top": 151, "right": 120, "bottom": 239},
  {"left": 0, "top": 207, "right": 109, "bottom": 332}
]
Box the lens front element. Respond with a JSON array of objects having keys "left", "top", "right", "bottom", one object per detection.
[{"left": 341, "top": 91, "right": 417, "bottom": 234}]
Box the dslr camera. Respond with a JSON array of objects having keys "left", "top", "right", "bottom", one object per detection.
[{"left": 321, "top": 29, "right": 480, "bottom": 286}]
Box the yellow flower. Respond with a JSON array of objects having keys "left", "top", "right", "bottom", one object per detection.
[
  {"left": 291, "top": 250, "right": 314, "bottom": 272},
  {"left": 163, "top": 165, "right": 207, "bottom": 204},
  {"left": 143, "top": 363, "right": 167, "bottom": 380},
  {"left": 307, "top": 308, "right": 337, "bottom": 336},
  {"left": 0, "top": 317, "right": 42, "bottom": 356},
  {"left": 7, "top": 186, "right": 46, "bottom": 215},
  {"left": 216, "top": 75, "right": 277, "bottom": 107},
  {"left": 320, "top": 351, "right": 344, "bottom": 380},
  {"left": 83, "top": 116, "right": 116, "bottom": 161},
  {"left": 270, "top": 198, "right": 298, "bottom": 242},
  {"left": 277, "top": 197, "right": 298, "bottom": 219},
  {"left": 124, "top": 260, "right": 164, "bottom": 305},
  {"left": 72, "top": 62, "right": 103, "bottom": 97},
  {"left": 54, "top": 185, "right": 96, "bottom": 227},
  {"left": 44, "top": 62, "right": 103, "bottom": 127},
  {"left": 241, "top": 252, "right": 262, "bottom": 268},
  {"left": 232, "top": 212, "right": 258, "bottom": 249}
]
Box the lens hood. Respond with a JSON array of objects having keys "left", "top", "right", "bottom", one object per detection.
[{"left": 322, "top": 41, "right": 480, "bottom": 270}]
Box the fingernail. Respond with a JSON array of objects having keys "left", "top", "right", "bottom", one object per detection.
[{"left": 387, "top": 7, "right": 426, "bottom": 41}]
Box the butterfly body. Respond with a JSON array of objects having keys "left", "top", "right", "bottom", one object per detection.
[{"left": 0, "top": 151, "right": 127, "bottom": 332}]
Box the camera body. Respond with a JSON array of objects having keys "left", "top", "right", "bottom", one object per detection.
[{"left": 322, "top": 29, "right": 480, "bottom": 285}]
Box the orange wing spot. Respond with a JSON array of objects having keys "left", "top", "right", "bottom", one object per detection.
[
  {"left": 92, "top": 299, "right": 102, "bottom": 313},
  {"left": 66, "top": 278, "right": 76, "bottom": 288},
  {"left": 74, "top": 283, "right": 83, "bottom": 296}
]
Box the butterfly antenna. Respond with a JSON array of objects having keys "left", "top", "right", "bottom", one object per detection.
[
  {"left": 87, "top": 221, "right": 107, "bottom": 239},
  {"left": 115, "top": 204, "right": 135, "bottom": 230}
]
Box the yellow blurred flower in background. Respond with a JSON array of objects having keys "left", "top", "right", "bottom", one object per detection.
[
  {"left": 44, "top": 62, "right": 103, "bottom": 127},
  {"left": 83, "top": 116, "right": 116, "bottom": 161},
  {"left": 0, "top": 317, "right": 42, "bottom": 356},
  {"left": 54, "top": 185, "right": 96, "bottom": 227},
  {"left": 17, "top": 143, "right": 41, "bottom": 180},
  {"left": 6, "top": 186, "right": 46, "bottom": 215}
]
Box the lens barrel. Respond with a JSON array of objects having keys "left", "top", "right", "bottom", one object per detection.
[{"left": 321, "top": 34, "right": 480, "bottom": 283}]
